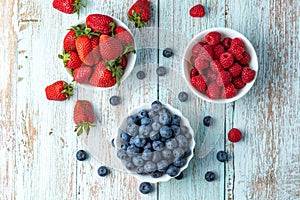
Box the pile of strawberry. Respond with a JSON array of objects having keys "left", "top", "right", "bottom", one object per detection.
[
  {"left": 189, "top": 31, "right": 256, "bottom": 99},
  {"left": 60, "top": 14, "right": 136, "bottom": 88}
]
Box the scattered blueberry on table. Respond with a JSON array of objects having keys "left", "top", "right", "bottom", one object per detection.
[
  {"left": 203, "top": 116, "right": 212, "bottom": 126},
  {"left": 98, "top": 166, "right": 109, "bottom": 177},
  {"left": 109, "top": 95, "right": 121, "bottom": 106},
  {"left": 156, "top": 66, "right": 167, "bottom": 76},
  {"left": 178, "top": 91, "right": 188, "bottom": 102},
  {"left": 175, "top": 172, "right": 184, "bottom": 180},
  {"left": 76, "top": 150, "right": 88, "bottom": 161},
  {"left": 163, "top": 48, "right": 174, "bottom": 58},
  {"left": 139, "top": 182, "right": 153, "bottom": 194},
  {"left": 216, "top": 151, "right": 228, "bottom": 162},
  {"left": 111, "top": 138, "right": 115, "bottom": 147},
  {"left": 136, "top": 71, "right": 146, "bottom": 80},
  {"left": 205, "top": 171, "right": 216, "bottom": 182}
]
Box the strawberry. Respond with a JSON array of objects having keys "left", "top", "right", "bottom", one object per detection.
[
  {"left": 73, "top": 66, "right": 92, "bottom": 83},
  {"left": 189, "top": 4, "right": 205, "bottom": 17},
  {"left": 128, "top": 0, "right": 151, "bottom": 28},
  {"left": 228, "top": 128, "right": 242, "bottom": 142},
  {"left": 86, "top": 14, "right": 116, "bottom": 35},
  {"left": 99, "top": 35, "right": 123, "bottom": 60},
  {"left": 119, "top": 55, "right": 128, "bottom": 70},
  {"left": 241, "top": 67, "right": 256, "bottom": 83},
  {"left": 190, "top": 75, "right": 207, "bottom": 92},
  {"left": 89, "top": 61, "right": 117, "bottom": 87},
  {"left": 63, "top": 29, "right": 76, "bottom": 52},
  {"left": 52, "top": 0, "right": 86, "bottom": 15},
  {"left": 73, "top": 100, "right": 95, "bottom": 136},
  {"left": 114, "top": 26, "right": 134, "bottom": 46},
  {"left": 75, "top": 35, "right": 95, "bottom": 66},
  {"left": 58, "top": 51, "right": 82, "bottom": 69},
  {"left": 45, "top": 80, "right": 73, "bottom": 101}
]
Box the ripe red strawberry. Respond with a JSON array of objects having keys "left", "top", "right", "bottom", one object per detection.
[
  {"left": 99, "top": 35, "right": 123, "bottom": 60},
  {"left": 58, "top": 51, "right": 82, "bottom": 69},
  {"left": 189, "top": 4, "right": 205, "bottom": 17},
  {"left": 128, "top": 0, "right": 151, "bottom": 28},
  {"left": 216, "top": 71, "right": 232, "bottom": 86},
  {"left": 52, "top": 0, "right": 86, "bottom": 14},
  {"left": 114, "top": 26, "right": 134, "bottom": 46},
  {"left": 228, "top": 128, "right": 242, "bottom": 142},
  {"left": 86, "top": 14, "right": 116, "bottom": 35},
  {"left": 190, "top": 75, "right": 207, "bottom": 92},
  {"left": 190, "top": 68, "right": 199, "bottom": 78},
  {"left": 220, "top": 52, "right": 234, "bottom": 68},
  {"left": 89, "top": 61, "right": 117, "bottom": 87},
  {"left": 73, "top": 66, "right": 92, "bottom": 83},
  {"left": 222, "top": 37, "right": 232, "bottom": 49},
  {"left": 206, "top": 82, "right": 221, "bottom": 99},
  {"left": 194, "top": 57, "right": 209, "bottom": 71},
  {"left": 63, "top": 29, "right": 76, "bottom": 52},
  {"left": 238, "top": 51, "right": 251, "bottom": 65},
  {"left": 73, "top": 100, "right": 95, "bottom": 136},
  {"left": 75, "top": 35, "right": 96, "bottom": 66},
  {"left": 45, "top": 80, "right": 73, "bottom": 101},
  {"left": 205, "top": 32, "right": 221, "bottom": 46},
  {"left": 229, "top": 63, "right": 242, "bottom": 77},
  {"left": 241, "top": 67, "right": 256, "bottom": 83},
  {"left": 119, "top": 55, "right": 128, "bottom": 70},
  {"left": 213, "top": 44, "right": 225, "bottom": 59},
  {"left": 210, "top": 60, "right": 224, "bottom": 72},
  {"left": 232, "top": 76, "right": 246, "bottom": 89},
  {"left": 222, "top": 83, "right": 237, "bottom": 98}
]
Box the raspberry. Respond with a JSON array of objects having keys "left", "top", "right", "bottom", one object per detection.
[
  {"left": 216, "top": 71, "right": 232, "bottom": 86},
  {"left": 232, "top": 77, "right": 246, "bottom": 89},
  {"left": 210, "top": 60, "right": 224, "bottom": 72},
  {"left": 194, "top": 57, "right": 209, "bottom": 71},
  {"left": 222, "top": 37, "right": 232, "bottom": 49},
  {"left": 213, "top": 44, "right": 225, "bottom": 59},
  {"left": 190, "top": 75, "right": 207, "bottom": 92},
  {"left": 231, "top": 38, "right": 245, "bottom": 48},
  {"left": 241, "top": 67, "right": 256, "bottom": 83},
  {"left": 189, "top": 4, "right": 205, "bottom": 18},
  {"left": 222, "top": 83, "right": 237, "bottom": 98},
  {"left": 228, "top": 44, "right": 244, "bottom": 60},
  {"left": 205, "top": 32, "right": 221, "bottom": 45},
  {"left": 190, "top": 68, "right": 199, "bottom": 78},
  {"left": 199, "top": 45, "right": 213, "bottom": 61},
  {"left": 207, "top": 69, "right": 218, "bottom": 82},
  {"left": 238, "top": 51, "right": 251, "bottom": 65},
  {"left": 206, "top": 82, "right": 221, "bottom": 99},
  {"left": 229, "top": 63, "right": 242, "bottom": 77},
  {"left": 220, "top": 52, "right": 234, "bottom": 68},
  {"left": 228, "top": 128, "right": 242, "bottom": 142},
  {"left": 192, "top": 43, "right": 202, "bottom": 55}
]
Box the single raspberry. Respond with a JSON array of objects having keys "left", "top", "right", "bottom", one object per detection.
[
  {"left": 205, "top": 32, "right": 221, "bottom": 45},
  {"left": 232, "top": 77, "right": 246, "bottom": 89},
  {"left": 238, "top": 51, "right": 251, "bottom": 65},
  {"left": 228, "top": 128, "right": 242, "bottom": 142},
  {"left": 229, "top": 44, "right": 244, "bottom": 60},
  {"left": 199, "top": 45, "right": 213, "bottom": 61},
  {"left": 210, "top": 60, "right": 224, "bottom": 72},
  {"left": 194, "top": 57, "right": 209, "bottom": 71},
  {"left": 222, "top": 83, "right": 237, "bottom": 98},
  {"left": 222, "top": 37, "right": 232, "bottom": 49},
  {"left": 220, "top": 52, "right": 234, "bottom": 68},
  {"left": 213, "top": 44, "right": 225, "bottom": 59},
  {"left": 189, "top": 4, "right": 205, "bottom": 18},
  {"left": 231, "top": 38, "right": 245, "bottom": 48},
  {"left": 241, "top": 67, "right": 256, "bottom": 83},
  {"left": 229, "top": 63, "right": 242, "bottom": 77},
  {"left": 190, "top": 75, "right": 207, "bottom": 92},
  {"left": 190, "top": 68, "right": 199, "bottom": 78},
  {"left": 207, "top": 69, "right": 218, "bottom": 82},
  {"left": 216, "top": 71, "right": 232, "bottom": 86},
  {"left": 206, "top": 82, "right": 221, "bottom": 99}
]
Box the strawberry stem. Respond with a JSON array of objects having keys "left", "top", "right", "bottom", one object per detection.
[
  {"left": 128, "top": 10, "right": 146, "bottom": 28},
  {"left": 74, "top": 122, "right": 95, "bottom": 136},
  {"left": 72, "top": 25, "right": 99, "bottom": 39},
  {"left": 58, "top": 50, "right": 70, "bottom": 67},
  {"left": 62, "top": 82, "right": 74, "bottom": 100},
  {"left": 72, "top": 0, "right": 86, "bottom": 15}
]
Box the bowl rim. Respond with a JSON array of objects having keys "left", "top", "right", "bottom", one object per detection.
[
  {"left": 182, "top": 27, "right": 258, "bottom": 103},
  {"left": 62, "top": 14, "right": 137, "bottom": 90},
  {"left": 115, "top": 103, "right": 195, "bottom": 183}
]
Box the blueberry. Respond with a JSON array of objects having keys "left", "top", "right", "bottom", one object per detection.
[
  {"left": 109, "top": 95, "right": 121, "bottom": 106},
  {"left": 152, "top": 141, "right": 165, "bottom": 151},
  {"left": 159, "top": 112, "right": 172, "bottom": 125},
  {"left": 139, "top": 125, "right": 152, "bottom": 137},
  {"left": 171, "top": 114, "right": 181, "bottom": 125},
  {"left": 151, "top": 100, "right": 163, "bottom": 112},
  {"left": 166, "top": 165, "right": 179, "bottom": 177},
  {"left": 127, "top": 116, "right": 138, "bottom": 124},
  {"left": 139, "top": 182, "right": 153, "bottom": 194},
  {"left": 143, "top": 142, "right": 152, "bottom": 150},
  {"left": 126, "top": 145, "right": 141, "bottom": 157},
  {"left": 144, "top": 161, "right": 157, "bottom": 173},
  {"left": 134, "top": 135, "right": 147, "bottom": 147},
  {"left": 157, "top": 160, "right": 169, "bottom": 172},
  {"left": 127, "top": 123, "right": 139, "bottom": 136},
  {"left": 126, "top": 161, "right": 136, "bottom": 170},
  {"left": 76, "top": 150, "right": 88, "bottom": 161},
  {"left": 136, "top": 167, "right": 145, "bottom": 175},
  {"left": 176, "top": 135, "right": 188, "bottom": 148},
  {"left": 173, "top": 157, "right": 186, "bottom": 168},
  {"left": 184, "top": 131, "right": 192, "bottom": 140},
  {"left": 97, "top": 166, "right": 109, "bottom": 177},
  {"left": 121, "top": 144, "right": 128, "bottom": 151},
  {"left": 180, "top": 126, "right": 189, "bottom": 133},
  {"left": 150, "top": 171, "right": 163, "bottom": 178},
  {"left": 203, "top": 116, "right": 212, "bottom": 127},
  {"left": 184, "top": 148, "right": 192, "bottom": 158},
  {"left": 151, "top": 115, "right": 160, "bottom": 123},
  {"left": 129, "top": 136, "right": 136, "bottom": 145},
  {"left": 138, "top": 109, "right": 148, "bottom": 119},
  {"left": 141, "top": 117, "right": 151, "bottom": 126},
  {"left": 136, "top": 71, "right": 146, "bottom": 80},
  {"left": 165, "top": 138, "right": 178, "bottom": 149},
  {"left": 178, "top": 91, "right": 188, "bottom": 102},
  {"left": 175, "top": 172, "right": 184, "bottom": 180},
  {"left": 160, "top": 126, "right": 173, "bottom": 139},
  {"left": 162, "top": 149, "right": 173, "bottom": 160},
  {"left": 216, "top": 151, "right": 228, "bottom": 162},
  {"left": 205, "top": 171, "right": 216, "bottom": 182},
  {"left": 117, "top": 149, "right": 128, "bottom": 160},
  {"left": 170, "top": 125, "right": 180, "bottom": 136},
  {"left": 111, "top": 139, "right": 115, "bottom": 147},
  {"left": 173, "top": 147, "right": 185, "bottom": 158},
  {"left": 142, "top": 149, "right": 153, "bottom": 161},
  {"left": 151, "top": 121, "right": 162, "bottom": 131},
  {"left": 132, "top": 156, "right": 145, "bottom": 167},
  {"left": 156, "top": 66, "right": 167, "bottom": 76},
  {"left": 152, "top": 151, "right": 162, "bottom": 163},
  {"left": 150, "top": 131, "right": 161, "bottom": 141},
  {"left": 163, "top": 48, "right": 174, "bottom": 58},
  {"left": 148, "top": 110, "right": 156, "bottom": 118},
  {"left": 121, "top": 131, "right": 131, "bottom": 143}
]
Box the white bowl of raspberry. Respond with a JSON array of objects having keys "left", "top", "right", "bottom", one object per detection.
[
  {"left": 115, "top": 101, "right": 195, "bottom": 183},
  {"left": 60, "top": 14, "right": 137, "bottom": 90},
  {"left": 182, "top": 27, "right": 258, "bottom": 103}
]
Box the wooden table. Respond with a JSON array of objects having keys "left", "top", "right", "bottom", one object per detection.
[{"left": 1, "top": 0, "right": 299, "bottom": 199}]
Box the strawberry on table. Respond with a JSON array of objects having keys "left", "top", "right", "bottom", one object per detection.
[
  {"left": 128, "top": 0, "right": 151, "bottom": 28},
  {"left": 74, "top": 100, "right": 95, "bottom": 136},
  {"left": 58, "top": 51, "right": 82, "bottom": 69},
  {"left": 114, "top": 26, "right": 134, "bottom": 46},
  {"left": 86, "top": 14, "right": 116, "bottom": 35},
  {"left": 89, "top": 61, "right": 117, "bottom": 87},
  {"left": 99, "top": 35, "right": 123, "bottom": 60},
  {"left": 63, "top": 29, "right": 76, "bottom": 52},
  {"left": 73, "top": 66, "right": 92, "bottom": 83},
  {"left": 52, "top": 0, "right": 86, "bottom": 15},
  {"left": 45, "top": 80, "right": 73, "bottom": 101}
]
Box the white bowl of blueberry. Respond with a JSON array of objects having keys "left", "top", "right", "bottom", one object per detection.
[{"left": 115, "top": 100, "right": 195, "bottom": 183}]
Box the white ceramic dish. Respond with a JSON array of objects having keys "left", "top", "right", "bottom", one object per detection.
[
  {"left": 62, "top": 14, "right": 136, "bottom": 90},
  {"left": 115, "top": 103, "right": 195, "bottom": 183},
  {"left": 182, "top": 27, "right": 258, "bottom": 103}
]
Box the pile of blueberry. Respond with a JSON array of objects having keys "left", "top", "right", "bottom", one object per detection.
[{"left": 117, "top": 100, "right": 193, "bottom": 179}]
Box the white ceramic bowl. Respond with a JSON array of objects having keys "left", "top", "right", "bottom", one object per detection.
[
  {"left": 182, "top": 27, "right": 258, "bottom": 103},
  {"left": 115, "top": 103, "right": 195, "bottom": 183},
  {"left": 62, "top": 14, "right": 136, "bottom": 90}
]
